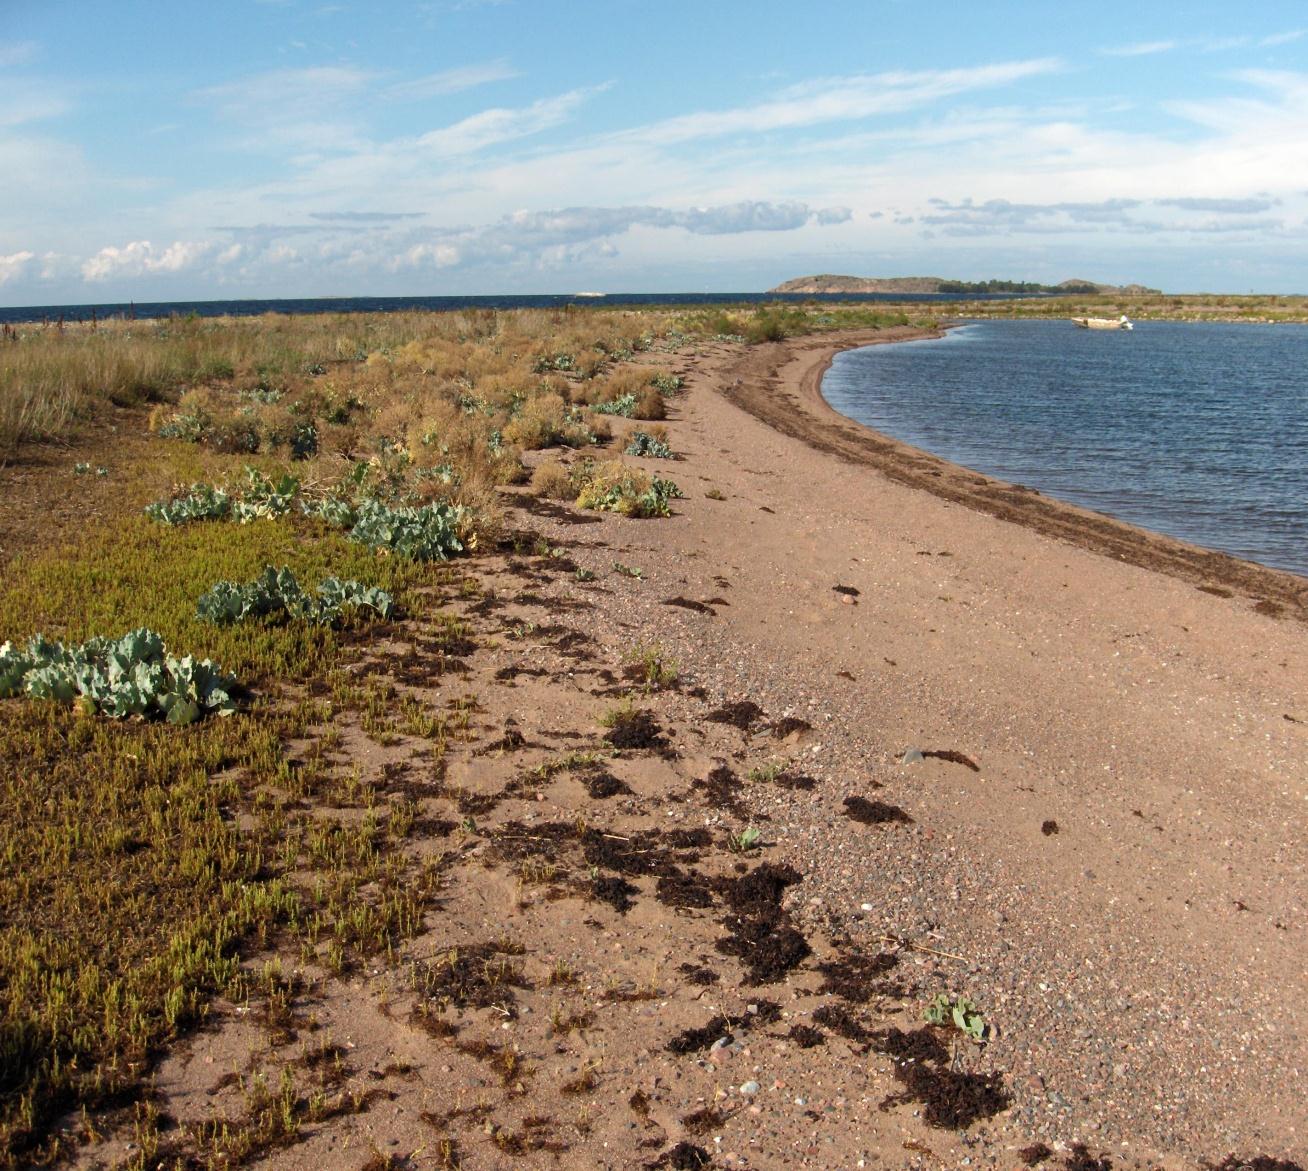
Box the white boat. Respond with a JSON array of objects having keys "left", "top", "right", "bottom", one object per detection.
[
  {"left": 572, "top": 291, "right": 606, "bottom": 298},
  {"left": 1072, "top": 314, "right": 1133, "bottom": 331}
]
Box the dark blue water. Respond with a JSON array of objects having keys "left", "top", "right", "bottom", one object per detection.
[
  {"left": 822, "top": 320, "right": 1308, "bottom": 577},
  {"left": 0, "top": 289, "right": 1011, "bottom": 325}
]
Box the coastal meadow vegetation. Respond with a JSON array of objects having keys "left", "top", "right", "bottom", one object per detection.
[{"left": 0, "top": 299, "right": 952, "bottom": 1163}]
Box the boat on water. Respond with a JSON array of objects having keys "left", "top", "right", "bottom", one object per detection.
[
  {"left": 1072, "top": 314, "right": 1133, "bottom": 331},
  {"left": 572, "top": 291, "right": 606, "bottom": 298}
]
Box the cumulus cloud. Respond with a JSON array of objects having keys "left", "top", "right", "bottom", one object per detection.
[
  {"left": 922, "top": 198, "right": 1145, "bottom": 232},
  {"left": 0, "top": 250, "right": 35, "bottom": 285},
  {"left": 919, "top": 195, "right": 1290, "bottom": 238},
  {"left": 81, "top": 240, "right": 214, "bottom": 281},
  {"left": 0, "top": 41, "right": 38, "bottom": 68},
  {"left": 393, "top": 200, "right": 851, "bottom": 269}
]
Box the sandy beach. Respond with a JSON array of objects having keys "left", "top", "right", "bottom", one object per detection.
[
  {"left": 506, "top": 328, "right": 1308, "bottom": 1164},
  {"left": 27, "top": 323, "right": 1307, "bottom": 1170}
]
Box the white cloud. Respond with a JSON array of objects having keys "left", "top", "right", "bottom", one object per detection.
[
  {"left": 0, "top": 251, "right": 34, "bottom": 285},
  {"left": 622, "top": 60, "right": 1062, "bottom": 146},
  {"left": 416, "top": 86, "right": 602, "bottom": 157},
  {"left": 0, "top": 80, "right": 70, "bottom": 127},
  {"left": 81, "top": 240, "right": 214, "bottom": 281},
  {"left": 1101, "top": 40, "right": 1176, "bottom": 58},
  {"left": 387, "top": 59, "right": 519, "bottom": 101}
]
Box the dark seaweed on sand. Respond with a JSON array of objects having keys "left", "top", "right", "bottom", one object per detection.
[
  {"left": 592, "top": 874, "right": 638, "bottom": 913},
  {"left": 604, "top": 708, "right": 670, "bottom": 752},
  {"left": 666, "top": 1015, "right": 733, "bottom": 1054},
  {"left": 815, "top": 951, "right": 900, "bottom": 1002},
  {"left": 649, "top": 1142, "right": 713, "bottom": 1169},
  {"left": 705, "top": 701, "right": 764, "bottom": 730},
  {"left": 657, "top": 870, "right": 715, "bottom": 909},
  {"left": 1061, "top": 1146, "right": 1113, "bottom": 1171},
  {"left": 843, "top": 795, "right": 914, "bottom": 825},
  {"left": 784, "top": 1024, "right": 826, "bottom": 1048},
  {"left": 714, "top": 863, "right": 810, "bottom": 983},
  {"left": 870, "top": 1026, "right": 950, "bottom": 1065},
  {"left": 880, "top": 1063, "right": 1010, "bottom": 1129},
  {"left": 812, "top": 1003, "right": 872, "bottom": 1045}
]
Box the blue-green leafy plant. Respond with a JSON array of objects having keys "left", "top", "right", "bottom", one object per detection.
[
  {"left": 300, "top": 495, "right": 359, "bottom": 528},
  {"left": 231, "top": 468, "right": 299, "bottom": 523},
  {"left": 197, "top": 566, "right": 394, "bottom": 627},
  {"left": 346, "top": 498, "right": 468, "bottom": 560},
  {"left": 144, "top": 482, "right": 232, "bottom": 525},
  {"left": 925, "top": 994, "right": 988, "bottom": 1043},
  {"left": 624, "top": 431, "right": 673, "bottom": 459},
  {"left": 592, "top": 393, "right": 638, "bottom": 417},
  {"left": 0, "top": 628, "right": 236, "bottom": 724}
]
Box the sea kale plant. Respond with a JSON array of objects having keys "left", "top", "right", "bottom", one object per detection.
[
  {"left": 197, "top": 566, "right": 394, "bottom": 627},
  {"left": 624, "top": 430, "right": 674, "bottom": 459},
  {"left": 573, "top": 459, "right": 683, "bottom": 518},
  {"left": 343, "top": 498, "right": 469, "bottom": 560},
  {"left": 0, "top": 628, "right": 236, "bottom": 724},
  {"left": 144, "top": 481, "right": 232, "bottom": 525}
]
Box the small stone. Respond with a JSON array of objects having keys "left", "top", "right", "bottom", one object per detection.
[{"left": 740, "top": 1080, "right": 760, "bottom": 1095}]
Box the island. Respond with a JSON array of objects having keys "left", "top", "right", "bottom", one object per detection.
[{"left": 769, "top": 273, "right": 1161, "bottom": 295}]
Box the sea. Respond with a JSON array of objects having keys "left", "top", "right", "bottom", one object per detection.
[
  {"left": 822, "top": 319, "right": 1308, "bottom": 577},
  {"left": 0, "top": 290, "right": 971, "bottom": 325}
]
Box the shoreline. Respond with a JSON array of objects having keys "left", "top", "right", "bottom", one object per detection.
[
  {"left": 5, "top": 310, "right": 1305, "bottom": 1168},
  {"left": 718, "top": 326, "right": 1308, "bottom": 622},
  {"left": 539, "top": 329, "right": 1308, "bottom": 1161}
]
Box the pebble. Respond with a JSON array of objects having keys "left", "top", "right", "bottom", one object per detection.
[{"left": 740, "top": 1080, "right": 760, "bottom": 1095}]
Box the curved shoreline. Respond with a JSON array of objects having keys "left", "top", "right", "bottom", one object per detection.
[{"left": 718, "top": 326, "right": 1308, "bottom": 622}]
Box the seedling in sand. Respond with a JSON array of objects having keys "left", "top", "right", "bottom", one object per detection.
[
  {"left": 925, "top": 993, "right": 989, "bottom": 1043},
  {"left": 729, "top": 826, "right": 763, "bottom": 853}
]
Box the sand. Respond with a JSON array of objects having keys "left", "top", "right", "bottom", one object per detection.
[{"left": 51, "top": 326, "right": 1308, "bottom": 1170}]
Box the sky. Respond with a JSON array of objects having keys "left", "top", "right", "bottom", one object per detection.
[{"left": 3, "top": 0, "right": 1308, "bottom": 305}]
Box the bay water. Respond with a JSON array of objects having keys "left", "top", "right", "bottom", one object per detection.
[{"left": 822, "top": 320, "right": 1308, "bottom": 576}]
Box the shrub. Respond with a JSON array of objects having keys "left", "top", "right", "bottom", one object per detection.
[
  {"left": 591, "top": 393, "right": 637, "bottom": 417},
  {"left": 574, "top": 460, "right": 683, "bottom": 518},
  {"left": 633, "top": 387, "right": 666, "bottom": 420},
  {"left": 530, "top": 459, "right": 575, "bottom": 500},
  {"left": 501, "top": 393, "right": 592, "bottom": 450}
]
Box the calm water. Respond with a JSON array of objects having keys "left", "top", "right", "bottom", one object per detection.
[
  {"left": 0, "top": 289, "right": 994, "bottom": 325},
  {"left": 822, "top": 320, "right": 1308, "bottom": 576}
]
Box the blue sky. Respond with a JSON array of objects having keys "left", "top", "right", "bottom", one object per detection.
[{"left": 3, "top": 0, "right": 1308, "bottom": 304}]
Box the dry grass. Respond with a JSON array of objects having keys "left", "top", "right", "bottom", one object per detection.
[{"left": 530, "top": 459, "right": 576, "bottom": 501}]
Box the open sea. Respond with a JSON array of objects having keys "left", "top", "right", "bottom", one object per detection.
[
  {"left": 0, "top": 289, "right": 977, "bottom": 325},
  {"left": 822, "top": 319, "right": 1308, "bottom": 577}
]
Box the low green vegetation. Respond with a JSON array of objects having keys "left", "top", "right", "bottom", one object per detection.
[
  {"left": 624, "top": 430, "right": 674, "bottom": 459},
  {"left": 925, "top": 993, "right": 988, "bottom": 1043},
  {"left": 0, "top": 300, "right": 968, "bottom": 1164},
  {"left": 196, "top": 566, "right": 394, "bottom": 627},
  {"left": 0, "top": 628, "right": 236, "bottom": 724}
]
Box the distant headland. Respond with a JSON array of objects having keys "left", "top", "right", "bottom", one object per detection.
[{"left": 769, "top": 274, "right": 1162, "bottom": 296}]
